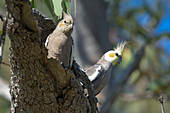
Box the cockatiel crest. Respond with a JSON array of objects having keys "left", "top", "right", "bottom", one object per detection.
[
  {"left": 114, "top": 41, "right": 128, "bottom": 56},
  {"left": 45, "top": 12, "right": 74, "bottom": 68}
]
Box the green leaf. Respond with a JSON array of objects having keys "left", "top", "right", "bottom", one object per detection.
[
  {"left": 52, "top": 0, "right": 63, "bottom": 17},
  {"left": 29, "top": 0, "right": 35, "bottom": 8},
  {"left": 63, "top": 0, "right": 71, "bottom": 14},
  {"left": 44, "top": 0, "right": 56, "bottom": 17},
  {"left": 147, "top": 82, "right": 159, "bottom": 91},
  {"left": 128, "top": 70, "right": 140, "bottom": 84}
]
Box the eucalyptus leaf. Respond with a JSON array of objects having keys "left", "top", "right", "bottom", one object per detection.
[
  {"left": 44, "top": 0, "right": 56, "bottom": 16},
  {"left": 63, "top": 0, "right": 71, "bottom": 14},
  {"left": 29, "top": 0, "right": 35, "bottom": 8},
  {"left": 52, "top": 0, "right": 63, "bottom": 17}
]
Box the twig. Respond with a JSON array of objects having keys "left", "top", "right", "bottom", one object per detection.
[
  {"left": 158, "top": 94, "right": 165, "bottom": 113},
  {"left": 1, "top": 61, "right": 10, "bottom": 67},
  {"left": 0, "top": 13, "right": 8, "bottom": 66},
  {"left": 120, "top": 91, "right": 154, "bottom": 102}
]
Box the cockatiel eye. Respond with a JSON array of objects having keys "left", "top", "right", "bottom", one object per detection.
[
  {"left": 115, "top": 53, "right": 119, "bottom": 57},
  {"left": 63, "top": 20, "right": 73, "bottom": 24}
]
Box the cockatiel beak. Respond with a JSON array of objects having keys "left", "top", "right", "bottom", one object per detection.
[
  {"left": 118, "top": 56, "right": 122, "bottom": 64},
  {"left": 69, "top": 23, "right": 74, "bottom": 30}
]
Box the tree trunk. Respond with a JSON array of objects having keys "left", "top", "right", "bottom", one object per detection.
[
  {"left": 6, "top": 0, "right": 96, "bottom": 112},
  {"left": 71, "top": 0, "right": 110, "bottom": 68}
]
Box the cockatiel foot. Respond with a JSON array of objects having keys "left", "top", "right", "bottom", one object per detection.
[{"left": 60, "top": 62, "right": 67, "bottom": 69}]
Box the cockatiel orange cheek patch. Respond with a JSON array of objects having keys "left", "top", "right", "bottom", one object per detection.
[
  {"left": 59, "top": 23, "right": 64, "bottom": 27},
  {"left": 109, "top": 53, "right": 115, "bottom": 57}
]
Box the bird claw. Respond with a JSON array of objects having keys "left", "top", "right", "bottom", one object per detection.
[{"left": 60, "top": 62, "right": 68, "bottom": 69}]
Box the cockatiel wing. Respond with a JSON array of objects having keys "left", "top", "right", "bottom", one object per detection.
[
  {"left": 69, "top": 40, "right": 74, "bottom": 68},
  {"left": 86, "top": 64, "right": 104, "bottom": 81},
  {"left": 46, "top": 31, "right": 73, "bottom": 68},
  {"left": 45, "top": 35, "right": 50, "bottom": 47}
]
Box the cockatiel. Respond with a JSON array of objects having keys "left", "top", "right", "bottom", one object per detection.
[
  {"left": 86, "top": 41, "right": 128, "bottom": 95},
  {"left": 45, "top": 12, "right": 74, "bottom": 68}
]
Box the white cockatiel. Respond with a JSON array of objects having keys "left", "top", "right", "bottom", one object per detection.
[
  {"left": 86, "top": 41, "right": 128, "bottom": 95},
  {"left": 45, "top": 12, "right": 74, "bottom": 68}
]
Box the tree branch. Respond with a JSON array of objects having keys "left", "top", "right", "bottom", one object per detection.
[
  {"left": 120, "top": 91, "right": 154, "bottom": 102},
  {"left": 32, "top": 8, "right": 98, "bottom": 112},
  {"left": 72, "top": 60, "right": 98, "bottom": 113},
  {"left": 120, "top": 92, "right": 170, "bottom": 102},
  {"left": 6, "top": 0, "right": 97, "bottom": 112},
  {"left": 1, "top": 61, "right": 10, "bottom": 67},
  {"left": 32, "top": 9, "right": 55, "bottom": 43}
]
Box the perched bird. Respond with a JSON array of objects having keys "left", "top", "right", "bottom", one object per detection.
[
  {"left": 45, "top": 12, "right": 74, "bottom": 68},
  {"left": 85, "top": 41, "right": 128, "bottom": 95}
]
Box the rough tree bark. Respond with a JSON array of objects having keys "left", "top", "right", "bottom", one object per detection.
[{"left": 6, "top": 0, "right": 97, "bottom": 112}]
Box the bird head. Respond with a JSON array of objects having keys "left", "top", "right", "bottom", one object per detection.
[
  {"left": 57, "top": 12, "right": 74, "bottom": 34},
  {"left": 104, "top": 41, "right": 128, "bottom": 65}
]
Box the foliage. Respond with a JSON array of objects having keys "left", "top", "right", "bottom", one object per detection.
[
  {"left": 52, "top": 0, "right": 63, "bottom": 17},
  {"left": 106, "top": 0, "right": 170, "bottom": 112},
  {"left": 29, "top": 0, "right": 71, "bottom": 18},
  {"left": 107, "top": 0, "right": 170, "bottom": 92}
]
